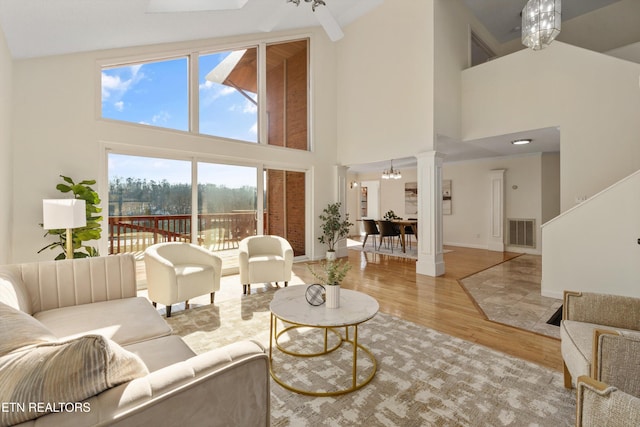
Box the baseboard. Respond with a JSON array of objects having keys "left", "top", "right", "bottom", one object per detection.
[{"left": 443, "top": 242, "right": 488, "bottom": 250}]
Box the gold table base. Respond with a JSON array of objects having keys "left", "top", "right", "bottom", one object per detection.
[{"left": 269, "top": 313, "right": 377, "bottom": 397}]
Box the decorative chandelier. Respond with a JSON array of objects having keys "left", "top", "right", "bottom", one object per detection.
[
  {"left": 286, "top": 0, "right": 344, "bottom": 41},
  {"left": 288, "top": 0, "right": 325, "bottom": 11},
  {"left": 382, "top": 160, "right": 401, "bottom": 180},
  {"left": 521, "top": 0, "right": 561, "bottom": 51}
]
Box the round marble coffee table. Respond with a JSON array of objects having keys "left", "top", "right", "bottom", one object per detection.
[{"left": 269, "top": 285, "right": 379, "bottom": 396}]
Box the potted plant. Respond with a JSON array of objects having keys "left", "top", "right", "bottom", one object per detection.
[
  {"left": 307, "top": 259, "right": 351, "bottom": 308},
  {"left": 38, "top": 175, "right": 103, "bottom": 260},
  {"left": 383, "top": 210, "right": 400, "bottom": 220},
  {"left": 318, "top": 202, "right": 353, "bottom": 260}
]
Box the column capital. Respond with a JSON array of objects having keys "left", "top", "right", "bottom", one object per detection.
[{"left": 416, "top": 151, "right": 446, "bottom": 162}]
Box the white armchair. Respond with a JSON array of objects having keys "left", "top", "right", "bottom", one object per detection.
[
  {"left": 238, "top": 235, "right": 293, "bottom": 295},
  {"left": 144, "top": 242, "right": 222, "bottom": 317}
]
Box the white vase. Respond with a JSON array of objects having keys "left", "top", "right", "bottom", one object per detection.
[
  {"left": 326, "top": 250, "right": 337, "bottom": 261},
  {"left": 325, "top": 284, "right": 340, "bottom": 309}
]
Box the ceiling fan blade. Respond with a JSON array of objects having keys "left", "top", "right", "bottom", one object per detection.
[
  {"left": 146, "top": 0, "right": 249, "bottom": 13},
  {"left": 257, "top": 1, "right": 293, "bottom": 33},
  {"left": 314, "top": 3, "right": 344, "bottom": 42}
]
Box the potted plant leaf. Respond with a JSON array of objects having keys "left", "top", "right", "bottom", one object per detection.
[
  {"left": 317, "top": 202, "right": 353, "bottom": 260},
  {"left": 38, "top": 175, "right": 103, "bottom": 260},
  {"left": 307, "top": 259, "right": 351, "bottom": 308}
]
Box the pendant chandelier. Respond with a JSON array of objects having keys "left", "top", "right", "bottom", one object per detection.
[
  {"left": 521, "top": 0, "right": 561, "bottom": 51},
  {"left": 382, "top": 160, "right": 401, "bottom": 180}
]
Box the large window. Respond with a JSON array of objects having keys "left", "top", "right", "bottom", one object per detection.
[
  {"left": 266, "top": 40, "right": 308, "bottom": 149},
  {"left": 101, "top": 58, "right": 189, "bottom": 131},
  {"left": 107, "top": 153, "right": 306, "bottom": 265},
  {"left": 100, "top": 39, "right": 308, "bottom": 150},
  {"left": 199, "top": 48, "right": 258, "bottom": 142},
  {"left": 197, "top": 162, "right": 258, "bottom": 250}
]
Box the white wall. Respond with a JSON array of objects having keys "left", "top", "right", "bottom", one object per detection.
[
  {"left": 442, "top": 154, "right": 554, "bottom": 253},
  {"left": 11, "top": 28, "right": 341, "bottom": 263},
  {"left": 336, "top": 0, "right": 436, "bottom": 166},
  {"left": 541, "top": 152, "right": 561, "bottom": 224},
  {"left": 541, "top": 170, "right": 640, "bottom": 299},
  {"left": 0, "top": 27, "right": 12, "bottom": 264},
  {"left": 462, "top": 42, "right": 640, "bottom": 213}
]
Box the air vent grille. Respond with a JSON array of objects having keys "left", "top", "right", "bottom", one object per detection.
[{"left": 508, "top": 219, "right": 536, "bottom": 248}]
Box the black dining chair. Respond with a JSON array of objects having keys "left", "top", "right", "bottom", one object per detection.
[
  {"left": 405, "top": 218, "right": 417, "bottom": 250},
  {"left": 362, "top": 219, "right": 380, "bottom": 249},
  {"left": 377, "top": 220, "right": 400, "bottom": 253}
]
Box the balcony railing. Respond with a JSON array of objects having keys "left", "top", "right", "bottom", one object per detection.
[{"left": 108, "top": 212, "right": 257, "bottom": 254}]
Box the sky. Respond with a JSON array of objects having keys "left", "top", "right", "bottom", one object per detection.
[{"left": 101, "top": 50, "right": 259, "bottom": 188}]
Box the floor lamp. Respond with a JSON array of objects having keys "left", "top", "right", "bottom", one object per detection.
[{"left": 42, "top": 199, "right": 87, "bottom": 259}]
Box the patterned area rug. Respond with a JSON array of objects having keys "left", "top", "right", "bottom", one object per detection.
[{"left": 166, "top": 287, "right": 575, "bottom": 426}]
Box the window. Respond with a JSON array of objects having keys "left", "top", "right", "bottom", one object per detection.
[
  {"left": 197, "top": 162, "right": 258, "bottom": 250},
  {"left": 266, "top": 39, "right": 308, "bottom": 149},
  {"left": 199, "top": 48, "right": 258, "bottom": 142},
  {"left": 100, "top": 38, "right": 309, "bottom": 150},
  {"left": 108, "top": 154, "right": 192, "bottom": 254},
  {"left": 101, "top": 57, "right": 189, "bottom": 131},
  {"left": 107, "top": 152, "right": 307, "bottom": 261}
]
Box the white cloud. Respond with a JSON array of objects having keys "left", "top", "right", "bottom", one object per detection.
[
  {"left": 152, "top": 111, "right": 171, "bottom": 124},
  {"left": 114, "top": 101, "right": 124, "bottom": 112},
  {"left": 249, "top": 122, "right": 258, "bottom": 135},
  {"left": 199, "top": 82, "right": 240, "bottom": 107},
  {"left": 243, "top": 99, "right": 257, "bottom": 114},
  {"left": 101, "top": 64, "right": 144, "bottom": 101}
]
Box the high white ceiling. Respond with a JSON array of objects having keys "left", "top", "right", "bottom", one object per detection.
[{"left": 0, "top": 0, "right": 382, "bottom": 59}]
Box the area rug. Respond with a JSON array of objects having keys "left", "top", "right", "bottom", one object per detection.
[
  {"left": 460, "top": 255, "right": 562, "bottom": 339},
  {"left": 166, "top": 287, "right": 575, "bottom": 426}
]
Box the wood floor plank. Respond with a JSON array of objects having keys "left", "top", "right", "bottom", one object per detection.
[{"left": 297, "top": 245, "right": 562, "bottom": 371}]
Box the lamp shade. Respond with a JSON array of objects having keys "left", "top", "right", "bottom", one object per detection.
[{"left": 42, "top": 199, "right": 87, "bottom": 230}]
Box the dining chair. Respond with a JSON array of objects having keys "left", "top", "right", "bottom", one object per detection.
[
  {"left": 405, "top": 218, "right": 417, "bottom": 250},
  {"left": 362, "top": 219, "right": 380, "bottom": 249},
  {"left": 377, "top": 220, "right": 400, "bottom": 253}
]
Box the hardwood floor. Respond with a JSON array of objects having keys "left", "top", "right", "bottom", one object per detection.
[{"left": 296, "top": 246, "right": 562, "bottom": 372}]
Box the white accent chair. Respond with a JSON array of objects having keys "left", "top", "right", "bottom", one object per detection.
[
  {"left": 144, "top": 242, "right": 222, "bottom": 317},
  {"left": 238, "top": 235, "right": 293, "bottom": 295}
]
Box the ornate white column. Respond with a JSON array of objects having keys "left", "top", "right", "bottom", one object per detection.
[
  {"left": 488, "top": 169, "right": 505, "bottom": 252},
  {"left": 335, "top": 165, "right": 349, "bottom": 258},
  {"left": 416, "top": 151, "right": 445, "bottom": 277}
]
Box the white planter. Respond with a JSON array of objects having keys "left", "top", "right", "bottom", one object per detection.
[
  {"left": 326, "top": 251, "right": 337, "bottom": 261},
  {"left": 325, "top": 284, "right": 340, "bottom": 309}
]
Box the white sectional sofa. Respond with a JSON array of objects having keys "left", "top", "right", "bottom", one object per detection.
[{"left": 0, "top": 254, "right": 269, "bottom": 427}]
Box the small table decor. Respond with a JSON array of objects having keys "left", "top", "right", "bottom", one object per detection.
[{"left": 305, "top": 284, "right": 325, "bottom": 306}]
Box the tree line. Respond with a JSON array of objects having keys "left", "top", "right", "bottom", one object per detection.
[{"left": 109, "top": 177, "right": 256, "bottom": 216}]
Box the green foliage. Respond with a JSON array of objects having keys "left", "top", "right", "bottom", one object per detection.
[
  {"left": 307, "top": 259, "right": 351, "bottom": 286},
  {"left": 317, "top": 202, "right": 353, "bottom": 252},
  {"left": 38, "top": 175, "right": 103, "bottom": 260},
  {"left": 383, "top": 210, "right": 400, "bottom": 220},
  {"left": 109, "top": 177, "right": 256, "bottom": 216}
]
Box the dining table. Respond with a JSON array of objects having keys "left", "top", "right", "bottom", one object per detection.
[{"left": 390, "top": 219, "right": 418, "bottom": 253}]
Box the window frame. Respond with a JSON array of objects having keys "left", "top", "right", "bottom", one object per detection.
[{"left": 97, "top": 36, "right": 310, "bottom": 150}]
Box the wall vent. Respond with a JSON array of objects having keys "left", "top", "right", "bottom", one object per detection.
[{"left": 508, "top": 219, "right": 536, "bottom": 248}]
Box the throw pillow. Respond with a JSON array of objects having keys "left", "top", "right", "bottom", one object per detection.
[
  {"left": 0, "top": 334, "right": 149, "bottom": 426},
  {"left": 0, "top": 302, "right": 57, "bottom": 357}
]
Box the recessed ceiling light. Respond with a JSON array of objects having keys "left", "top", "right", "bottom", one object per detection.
[{"left": 511, "top": 139, "right": 532, "bottom": 145}]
